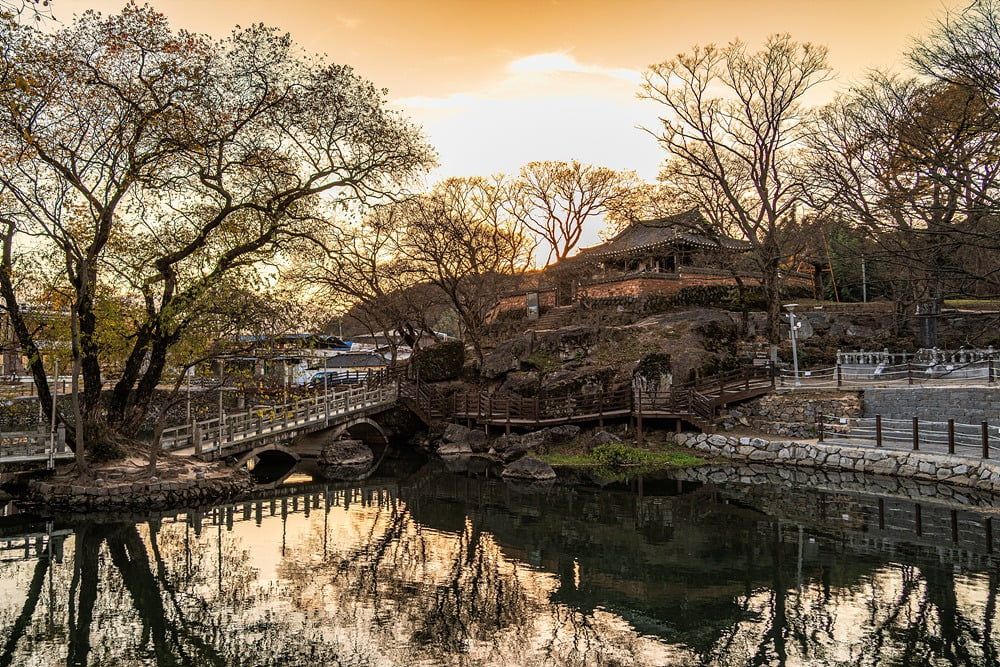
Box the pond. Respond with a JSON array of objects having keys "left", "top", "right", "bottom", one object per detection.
[{"left": 1, "top": 452, "right": 999, "bottom": 666}]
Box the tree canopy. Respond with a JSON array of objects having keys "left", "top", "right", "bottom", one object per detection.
[{"left": 0, "top": 5, "right": 434, "bottom": 463}]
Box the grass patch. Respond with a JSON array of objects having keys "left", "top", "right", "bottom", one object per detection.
[
  {"left": 526, "top": 348, "right": 560, "bottom": 373},
  {"left": 540, "top": 441, "right": 706, "bottom": 471}
]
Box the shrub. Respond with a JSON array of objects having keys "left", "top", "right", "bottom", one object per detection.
[
  {"left": 590, "top": 443, "right": 651, "bottom": 466},
  {"left": 411, "top": 340, "right": 465, "bottom": 382}
]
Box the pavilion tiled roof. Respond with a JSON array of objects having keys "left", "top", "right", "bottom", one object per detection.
[{"left": 577, "top": 208, "right": 750, "bottom": 260}]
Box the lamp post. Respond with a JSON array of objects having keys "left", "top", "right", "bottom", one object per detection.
[{"left": 784, "top": 303, "right": 801, "bottom": 387}]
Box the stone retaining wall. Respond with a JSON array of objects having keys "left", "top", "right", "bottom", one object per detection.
[
  {"left": 720, "top": 391, "right": 862, "bottom": 437},
  {"left": 864, "top": 387, "right": 1000, "bottom": 423},
  {"left": 22, "top": 471, "right": 253, "bottom": 511},
  {"left": 676, "top": 432, "right": 1000, "bottom": 493}
]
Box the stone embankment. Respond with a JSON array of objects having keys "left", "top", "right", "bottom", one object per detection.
[
  {"left": 864, "top": 387, "right": 1000, "bottom": 422},
  {"left": 677, "top": 432, "right": 1000, "bottom": 493},
  {"left": 720, "top": 391, "right": 862, "bottom": 437},
  {"left": 18, "top": 468, "right": 253, "bottom": 511}
]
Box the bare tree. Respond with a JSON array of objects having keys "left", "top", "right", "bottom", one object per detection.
[
  {"left": 640, "top": 34, "right": 831, "bottom": 351},
  {"left": 506, "top": 160, "right": 638, "bottom": 265},
  {"left": 293, "top": 206, "right": 446, "bottom": 362},
  {"left": 396, "top": 177, "right": 533, "bottom": 364},
  {"left": 807, "top": 75, "right": 1000, "bottom": 343}
]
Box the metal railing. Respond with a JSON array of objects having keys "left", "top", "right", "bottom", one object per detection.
[
  {"left": 0, "top": 425, "right": 71, "bottom": 467},
  {"left": 819, "top": 414, "right": 1000, "bottom": 460},
  {"left": 778, "top": 359, "right": 998, "bottom": 390}
]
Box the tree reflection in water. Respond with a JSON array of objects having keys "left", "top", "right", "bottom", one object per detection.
[{"left": 1, "top": 471, "right": 1000, "bottom": 665}]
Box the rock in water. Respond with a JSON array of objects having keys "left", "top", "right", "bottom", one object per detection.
[
  {"left": 320, "top": 439, "right": 374, "bottom": 467},
  {"left": 438, "top": 441, "right": 474, "bottom": 456},
  {"left": 502, "top": 457, "right": 557, "bottom": 481}
]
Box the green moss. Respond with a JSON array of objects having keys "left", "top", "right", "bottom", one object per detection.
[{"left": 525, "top": 348, "right": 560, "bottom": 373}]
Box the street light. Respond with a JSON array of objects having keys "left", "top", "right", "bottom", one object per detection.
[{"left": 784, "top": 303, "right": 801, "bottom": 387}]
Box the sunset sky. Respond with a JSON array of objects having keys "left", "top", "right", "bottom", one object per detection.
[{"left": 65, "top": 0, "right": 953, "bottom": 182}]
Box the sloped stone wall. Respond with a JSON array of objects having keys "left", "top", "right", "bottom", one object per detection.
[
  {"left": 721, "top": 391, "right": 863, "bottom": 437},
  {"left": 676, "top": 432, "right": 1000, "bottom": 493}
]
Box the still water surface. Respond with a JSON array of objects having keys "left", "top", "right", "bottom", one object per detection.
[{"left": 1, "top": 453, "right": 1000, "bottom": 666}]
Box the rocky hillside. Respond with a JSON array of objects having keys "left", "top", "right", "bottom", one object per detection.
[{"left": 478, "top": 308, "right": 742, "bottom": 396}]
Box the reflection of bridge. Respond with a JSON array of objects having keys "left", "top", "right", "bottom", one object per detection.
[
  {"left": 4, "top": 464, "right": 1000, "bottom": 572},
  {"left": 159, "top": 379, "right": 397, "bottom": 461}
]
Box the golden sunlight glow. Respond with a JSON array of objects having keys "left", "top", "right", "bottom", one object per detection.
[{"left": 64, "top": 0, "right": 953, "bottom": 182}]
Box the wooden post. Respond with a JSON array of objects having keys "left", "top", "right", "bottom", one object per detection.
[
  {"left": 907, "top": 366, "right": 914, "bottom": 385},
  {"left": 193, "top": 423, "right": 203, "bottom": 456},
  {"left": 983, "top": 421, "right": 990, "bottom": 459},
  {"left": 534, "top": 396, "right": 540, "bottom": 426},
  {"left": 505, "top": 400, "right": 511, "bottom": 435},
  {"left": 836, "top": 364, "right": 843, "bottom": 388},
  {"left": 912, "top": 417, "right": 919, "bottom": 451},
  {"left": 817, "top": 415, "right": 824, "bottom": 442},
  {"left": 876, "top": 414, "right": 882, "bottom": 448},
  {"left": 948, "top": 419, "right": 955, "bottom": 455},
  {"left": 598, "top": 393, "right": 604, "bottom": 429},
  {"left": 990, "top": 358, "right": 996, "bottom": 384}
]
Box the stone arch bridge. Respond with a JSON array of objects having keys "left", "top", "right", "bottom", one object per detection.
[{"left": 160, "top": 382, "right": 397, "bottom": 467}]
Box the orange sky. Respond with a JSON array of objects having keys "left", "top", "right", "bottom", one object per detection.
[{"left": 65, "top": 0, "right": 955, "bottom": 181}]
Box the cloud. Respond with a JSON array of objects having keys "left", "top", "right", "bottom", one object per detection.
[
  {"left": 507, "top": 52, "right": 642, "bottom": 84},
  {"left": 394, "top": 52, "right": 662, "bottom": 182}
]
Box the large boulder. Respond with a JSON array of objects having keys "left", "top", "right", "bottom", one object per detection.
[
  {"left": 442, "top": 423, "right": 488, "bottom": 452},
  {"left": 319, "top": 440, "right": 374, "bottom": 467},
  {"left": 587, "top": 430, "right": 623, "bottom": 451},
  {"left": 501, "top": 457, "right": 557, "bottom": 481},
  {"left": 521, "top": 424, "right": 582, "bottom": 452},
  {"left": 490, "top": 433, "right": 523, "bottom": 453},
  {"left": 438, "top": 440, "right": 474, "bottom": 456}
]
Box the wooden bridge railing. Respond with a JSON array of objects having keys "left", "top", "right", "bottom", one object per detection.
[
  {"left": 160, "top": 379, "right": 396, "bottom": 456},
  {"left": 405, "top": 366, "right": 773, "bottom": 429}
]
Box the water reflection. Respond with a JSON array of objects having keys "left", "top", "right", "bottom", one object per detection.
[{"left": 1, "top": 456, "right": 1000, "bottom": 665}]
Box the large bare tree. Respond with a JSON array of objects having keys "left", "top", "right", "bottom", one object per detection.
[
  {"left": 396, "top": 177, "right": 533, "bottom": 364},
  {"left": 0, "top": 7, "right": 434, "bottom": 465},
  {"left": 506, "top": 160, "right": 638, "bottom": 265},
  {"left": 640, "top": 34, "right": 831, "bottom": 351}
]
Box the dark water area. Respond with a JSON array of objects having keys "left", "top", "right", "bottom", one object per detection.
[{"left": 2, "top": 451, "right": 1000, "bottom": 666}]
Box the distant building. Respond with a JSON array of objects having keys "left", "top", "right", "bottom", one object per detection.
[{"left": 489, "top": 208, "right": 811, "bottom": 319}]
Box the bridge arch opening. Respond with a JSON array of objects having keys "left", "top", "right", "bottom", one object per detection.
[{"left": 328, "top": 418, "right": 389, "bottom": 447}]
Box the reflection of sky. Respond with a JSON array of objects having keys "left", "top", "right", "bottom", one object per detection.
[{"left": 1, "top": 485, "right": 1000, "bottom": 665}]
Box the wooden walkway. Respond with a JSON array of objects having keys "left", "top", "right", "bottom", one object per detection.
[{"left": 402, "top": 366, "right": 774, "bottom": 433}]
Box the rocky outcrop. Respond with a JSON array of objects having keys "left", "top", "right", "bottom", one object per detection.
[
  {"left": 439, "top": 423, "right": 488, "bottom": 454},
  {"left": 319, "top": 439, "right": 374, "bottom": 467},
  {"left": 501, "top": 457, "right": 557, "bottom": 481},
  {"left": 489, "top": 425, "right": 581, "bottom": 462}
]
